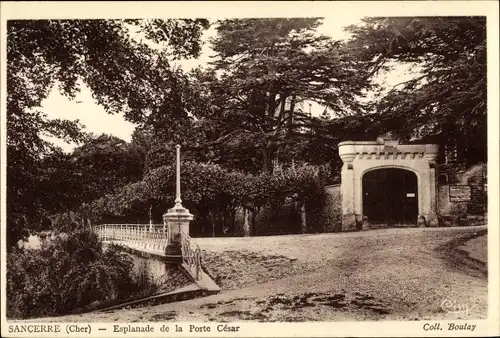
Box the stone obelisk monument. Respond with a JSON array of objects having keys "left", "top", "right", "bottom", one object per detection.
[{"left": 163, "top": 145, "right": 194, "bottom": 263}]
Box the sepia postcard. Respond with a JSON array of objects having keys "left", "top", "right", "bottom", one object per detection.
[{"left": 1, "top": 1, "right": 499, "bottom": 337}]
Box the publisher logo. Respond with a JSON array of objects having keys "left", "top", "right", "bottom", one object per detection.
[{"left": 441, "top": 299, "right": 475, "bottom": 318}]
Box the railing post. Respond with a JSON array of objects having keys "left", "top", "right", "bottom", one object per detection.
[
  {"left": 195, "top": 250, "right": 199, "bottom": 280},
  {"left": 141, "top": 224, "right": 144, "bottom": 248}
]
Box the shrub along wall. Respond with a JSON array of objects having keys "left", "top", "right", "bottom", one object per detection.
[
  {"left": 321, "top": 184, "right": 342, "bottom": 232},
  {"left": 53, "top": 162, "right": 331, "bottom": 237},
  {"left": 6, "top": 230, "right": 152, "bottom": 319}
]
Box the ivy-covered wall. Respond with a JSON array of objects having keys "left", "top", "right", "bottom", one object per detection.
[{"left": 437, "top": 163, "right": 487, "bottom": 226}]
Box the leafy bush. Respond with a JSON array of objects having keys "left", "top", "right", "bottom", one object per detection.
[
  {"left": 81, "top": 161, "right": 328, "bottom": 236},
  {"left": 6, "top": 230, "right": 139, "bottom": 319},
  {"left": 50, "top": 211, "right": 85, "bottom": 232}
]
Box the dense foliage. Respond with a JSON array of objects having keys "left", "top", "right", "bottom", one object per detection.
[
  {"left": 184, "top": 18, "right": 377, "bottom": 173},
  {"left": 6, "top": 17, "right": 487, "bottom": 247},
  {"left": 345, "top": 17, "right": 487, "bottom": 163},
  {"left": 7, "top": 230, "right": 141, "bottom": 319},
  {"left": 6, "top": 19, "right": 209, "bottom": 247},
  {"left": 6, "top": 15, "right": 488, "bottom": 321},
  {"left": 69, "top": 161, "right": 328, "bottom": 236}
]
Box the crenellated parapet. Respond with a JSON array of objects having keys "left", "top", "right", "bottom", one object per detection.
[{"left": 339, "top": 138, "right": 438, "bottom": 165}]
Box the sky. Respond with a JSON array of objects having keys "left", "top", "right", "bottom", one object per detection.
[{"left": 41, "top": 17, "right": 415, "bottom": 152}]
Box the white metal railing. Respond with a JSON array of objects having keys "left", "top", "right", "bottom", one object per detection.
[
  {"left": 180, "top": 229, "right": 203, "bottom": 280},
  {"left": 93, "top": 224, "right": 168, "bottom": 251},
  {"left": 94, "top": 224, "right": 204, "bottom": 281}
]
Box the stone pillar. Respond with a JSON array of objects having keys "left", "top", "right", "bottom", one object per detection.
[
  {"left": 163, "top": 145, "right": 194, "bottom": 264},
  {"left": 164, "top": 205, "right": 193, "bottom": 263},
  {"left": 242, "top": 207, "right": 251, "bottom": 237},
  {"left": 425, "top": 145, "right": 439, "bottom": 227},
  {"left": 426, "top": 164, "right": 439, "bottom": 227},
  {"left": 339, "top": 142, "right": 357, "bottom": 231},
  {"left": 149, "top": 205, "right": 153, "bottom": 232}
]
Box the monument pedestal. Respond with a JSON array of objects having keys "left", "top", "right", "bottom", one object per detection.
[{"left": 163, "top": 204, "right": 193, "bottom": 264}]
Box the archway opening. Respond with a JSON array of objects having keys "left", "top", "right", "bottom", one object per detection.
[{"left": 362, "top": 168, "right": 418, "bottom": 225}]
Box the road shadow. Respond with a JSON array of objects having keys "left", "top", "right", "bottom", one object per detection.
[{"left": 436, "top": 229, "right": 487, "bottom": 278}]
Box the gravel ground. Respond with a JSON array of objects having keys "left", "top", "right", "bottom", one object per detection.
[
  {"left": 459, "top": 233, "right": 487, "bottom": 263},
  {"left": 25, "top": 226, "right": 487, "bottom": 322}
]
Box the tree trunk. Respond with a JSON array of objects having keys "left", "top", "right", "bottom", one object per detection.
[
  {"left": 267, "top": 91, "right": 278, "bottom": 118},
  {"left": 262, "top": 146, "right": 269, "bottom": 173},
  {"left": 288, "top": 95, "right": 296, "bottom": 133},
  {"left": 231, "top": 209, "right": 236, "bottom": 234},
  {"left": 210, "top": 213, "right": 216, "bottom": 237},
  {"left": 200, "top": 213, "right": 208, "bottom": 237},
  {"left": 222, "top": 212, "right": 226, "bottom": 235},
  {"left": 243, "top": 207, "right": 251, "bottom": 237},
  {"left": 251, "top": 207, "right": 257, "bottom": 236},
  {"left": 300, "top": 198, "right": 307, "bottom": 234},
  {"left": 262, "top": 143, "right": 274, "bottom": 173}
]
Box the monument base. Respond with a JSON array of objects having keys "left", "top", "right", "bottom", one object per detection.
[{"left": 165, "top": 243, "right": 182, "bottom": 264}]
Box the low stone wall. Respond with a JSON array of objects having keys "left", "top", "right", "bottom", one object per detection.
[
  {"left": 437, "top": 163, "right": 487, "bottom": 227},
  {"left": 103, "top": 243, "right": 183, "bottom": 286},
  {"left": 129, "top": 252, "right": 170, "bottom": 286},
  {"left": 95, "top": 243, "right": 218, "bottom": 313}
]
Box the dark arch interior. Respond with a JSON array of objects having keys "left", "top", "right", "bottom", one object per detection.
[{"left": 362, "top": 168, "right": 418, "bottom": 225}]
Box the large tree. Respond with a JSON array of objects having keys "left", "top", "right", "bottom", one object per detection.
[
  {"left": 345, "top": 17, "right": 487, "bottom": 165},
  {"left": 187, "top": 18, "right": 378, "bottom": 173},
  {"left": 7, "top": 19, "right": 209, "bottom": 152},
  {"left": 44, "top": 134, "right": 144, "bottom": 213},
  {"left": 6, "top": 19, "right": 209, "bottom": 247}
]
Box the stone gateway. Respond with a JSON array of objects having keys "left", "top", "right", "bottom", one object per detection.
[
  {"left": 335, "top": 135, "right": 487, "bottom": 231},
  {"left": 338, "top": 135, "right": 439, "bottom": 231}
]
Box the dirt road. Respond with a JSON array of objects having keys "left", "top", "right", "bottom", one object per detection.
[{"left": 33, "top": 226, "right": 488, "bottom": 322}]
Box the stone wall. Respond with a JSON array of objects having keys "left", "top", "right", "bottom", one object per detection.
[
  {"left": 128, "top": 253, "right": 171, "bottom": 286},
  {"left": 103, "top": 243, "right": 173, "bottom": 286},
  {"left": 437, "top": 163, "right": 487, "bottom": 226},
  {"left": 213, "top": 164, "right": 486, "bottom": 233},
  {"left": 323, "top": 161, "right": 487, "bottom": 229}
]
